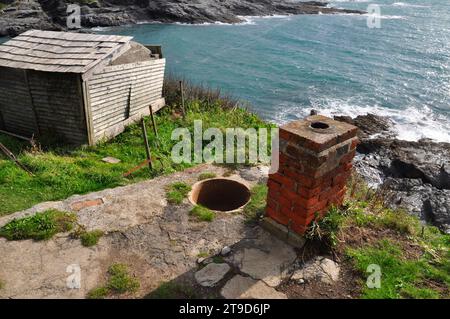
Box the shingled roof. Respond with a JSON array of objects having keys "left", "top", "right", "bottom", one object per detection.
[{"left": 0, "top": 30, "right": 133, "bottom": 75}]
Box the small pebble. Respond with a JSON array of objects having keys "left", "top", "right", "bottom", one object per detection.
[{"left": 221, "top": 246, "right": 231, "bottom": 256}]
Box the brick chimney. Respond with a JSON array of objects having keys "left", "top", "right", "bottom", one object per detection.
[{"left": 265, "top": 115, "right": 358, "bottom": 238}]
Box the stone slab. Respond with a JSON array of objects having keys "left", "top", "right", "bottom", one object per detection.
[
  {"left": 221, "top": 275, "right": 287, "bottom": 299},
  {"left": 194, "top": 263, "right": 230, "bottom": 287}
]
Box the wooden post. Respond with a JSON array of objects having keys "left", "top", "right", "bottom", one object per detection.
[
  {"left": 148, "top": 104, "right": 159, "bottom": 140},
  {"left": 141, "top": 118, "right": 153, "bottom": 171},
  {"left": 179, "top": 80, "right": 186, "bottom": 119}
]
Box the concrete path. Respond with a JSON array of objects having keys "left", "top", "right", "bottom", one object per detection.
[{"left": 0, "top": 163, "right": 341, "bottom": 299}]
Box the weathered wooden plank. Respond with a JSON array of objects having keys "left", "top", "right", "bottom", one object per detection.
[
  {"left": 89, "top": 67, "right": 165, "bottom": 86},
  {"left": 90, "top": 61, "right": 165, "bottom": 80},
  {"left": 88, "top": 70, "right": 165, "bottom": 87},
  {"left": 89, "top": 77, "right": 164, "bottom": 99},
  {"left": 90, "top": 86, "right": 162, "bottom": 110},
  {"left": 0, "top": 51, "right": 94, "bottom": 66},
  {"left": 0, "top": 46, "right": 105, "bottom": 61},
  {"left": 93, "top": 98, "right": 165, "bottom": 140},
  {"left": 92, "top": 94, "right": 163, "bottom": 128},
  {"left": 20, "top": 30, "right": 132, "bottom": 43},
  {"left": 2, "top": 41, "right": 111, "bottom": 54},
  {"left": 97, "top": 59, "right": 165, "bottom": 74}
]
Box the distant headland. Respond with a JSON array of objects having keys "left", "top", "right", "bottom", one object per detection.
[{"left": 0, "top": 0, "right": 364, "bottom": 37}]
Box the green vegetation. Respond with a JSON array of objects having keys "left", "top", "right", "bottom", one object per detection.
[
  {"left": 0, "top": 279, "right": 4, "bottom": 290},
  {"left": 243, "top": 184, "right": 267, "bottom": 222},
  {"left": 307, "top": 174, "right": 450, "bottom": 299},
  {"left": 80, "top": 230, "right": 104, "bottom": 247},
  {"left": 87, "top": 286, "right": 109, "bottom": 299},
  {"left": 107, "top": 263, "right": 140, "bottom": 294},
  {"left": 0, "top": 2, "right": 8, "bottom": 10},
  {"left": 198, "top": 172, "right": 217, "bottom": 181},
  {"left": 87, "top": 263, "right": 140, "bottom": 299},
  {"left": 212, "top": 255, "right": 225, "bottom": 264},
  {"left": 0, "top": 209, "right": 76, "bottom": 241},
  {"left": 190, "top": 205, "right": 215, "bottom": 222},
  {"left": 347, "top": 239, "right": 447, "bottom": 299},
  {"left": 166, "top": 182, "right": 191, "bottom": 205},
  {"left": 147, "top": 281, "right": 199, "bottom": 299},
  {"left": 0, "top": 78, "right": 270, "bottom": 216}
]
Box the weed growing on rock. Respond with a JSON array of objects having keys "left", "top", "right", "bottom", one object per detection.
[
  {"left": 190, "top": 205, "right": 215, "bottom": 222},
  {"left": 87, "top": 263, "right": 139, "bottom": 299},
  {"left": 0, "top": 209, "right": 76, "bottom": 241},
  {"left": 80, "top": 230, "right": 104, "bottom": 247},
  {"left": 243, "top": 184, "right": 267, "bottom": 222},
  {"left": 166, "top": 182, "right": 191, "bottom": 205}
]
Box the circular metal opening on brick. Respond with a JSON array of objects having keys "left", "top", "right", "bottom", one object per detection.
[
  {"left": 310, "top": 121, "right": 330, "bottom": 129},
  {"left": 189, "top": 178, "right": 251, "bottom": 212}
]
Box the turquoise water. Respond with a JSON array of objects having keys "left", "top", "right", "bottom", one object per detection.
[
  {"left": 5, "top": 0, "right": 450, "bottom": 141},
  {"left": 93, "top": 0, "right": 450, "bottom": 142}
]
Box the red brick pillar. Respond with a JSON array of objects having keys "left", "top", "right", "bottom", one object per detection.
[{"left": 266, "top": 115, "right": 358, "bottom": 235}]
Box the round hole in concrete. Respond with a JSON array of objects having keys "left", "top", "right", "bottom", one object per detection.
[
  {"left": 310, "top": 121, "right": 330, "bottom": 129},
  {"left": 189, "top": 178, "right": 251, "bottom": 212}
]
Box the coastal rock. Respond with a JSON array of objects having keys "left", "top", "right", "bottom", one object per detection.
[
  {"left": 291, "top": 257, "right": 340, "bottom": 285},
  {"left": 423, "top": 190, "right": 450, "bottom": 234},
  {"left": 334, "top": 113, "right": 450, "bottom": 232},
  {"left": 334, "top": 113, "right": 395, "bottom": 139},
  {"left": 0, "top": 1, "right": 365, "bottom": 36}
]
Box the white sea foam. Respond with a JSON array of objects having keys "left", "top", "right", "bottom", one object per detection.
[
  {"left": 361, "top": 13, "right": 406, "bottom": 20},
  {"left": 328, "top": 0, "right": 372, "bottom": 2},
  {"left": 392, "top": 2, "right": 430, "bottom": 8},
  {"left": 272, "top": 99, "right": 450, "bottom": 143}
]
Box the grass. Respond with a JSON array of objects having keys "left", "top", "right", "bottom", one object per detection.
[
  {"left": 243, "top": 184, "right": 267, "bottom": 222},
  {"left": 0, "top": 3, "right": 7, "bottom": 10},
  {"left": 166, "top": 182, "right": 191, "bottom": 205},
  {"left": 190, "top": 205, "right": 215, "bottom": 222},
  {"left": 0, "top": 209, "right": 76, "bottom": 241},
  {"left": 0, "top": 77, "right": 271, "bottom": 216},
  {"left": 87, "top": 263, "right": 140, "bottom": 299},
  {"left": 306, "top": 173, "right": 450, "bottom": 299},
  {"left": 198, "top": 172, "right": 217, "bottom": 181},
  {"left": 212, "top": 255, "right": 225, "bottom": 263},
  {"left": 146, "top": 281, "right": 200, "bottom": 299},
  {"left": 347, "top": 240, "right": 446, "bottom": 299},
  {"left": 80, "top": 230, "right": 104, "bottom": 247}
]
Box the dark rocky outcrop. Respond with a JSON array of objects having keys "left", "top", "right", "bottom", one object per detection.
[
  {"left": 0, "top": 0, "right": 365, "bottom": 37},
  {"left": 335, "top": 114, "right": 450, "bottom": 233}
]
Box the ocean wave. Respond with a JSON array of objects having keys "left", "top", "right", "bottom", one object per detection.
[
  {"left": 361, "top": 13, "right": 406, "bottom": 20},
  {"left": 392, "top": 2, "right": 430, "bottom": 8},
  {"left": 328, "top": 0, "right": 372, "bottom": 2},
  {"left": 331, "top": 12, "right": 407, "bottom": 20},
  {"left": 272, "top": 99, "right": 450, "bottom": 143}
]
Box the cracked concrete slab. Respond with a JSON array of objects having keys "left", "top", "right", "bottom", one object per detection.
[
  {"left": 221, "top": 275, "right": 287, "bottom": 299},
  {"left": 0, "top": 164, "right": 270, "bottom": 298},
  {"left": 225, "top": 228, "right": 297, "bottom": 287},
  {"left": 194, "top": 263, "right": 230, "bottom": 287}
]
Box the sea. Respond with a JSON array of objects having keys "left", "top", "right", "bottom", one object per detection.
[{"left": 5, "top": 0, "right": 450, "bottom": 142}]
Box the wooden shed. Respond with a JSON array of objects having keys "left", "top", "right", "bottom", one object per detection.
[{"left": 0, "top": 30, "right": 166, "bottom": 145}]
